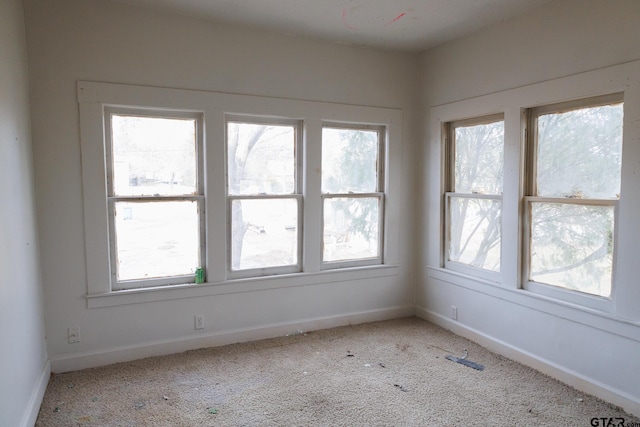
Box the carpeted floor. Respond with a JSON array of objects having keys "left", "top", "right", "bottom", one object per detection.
[{"left": 36, "top": 317, "right": 638, "bottom": 426}]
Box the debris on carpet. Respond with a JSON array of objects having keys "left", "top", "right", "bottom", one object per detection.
[{"left": 445, "top": 349, "right": 484, "bottom": 371}]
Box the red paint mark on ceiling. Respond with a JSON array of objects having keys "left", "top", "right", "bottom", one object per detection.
[
  {"left": 342, "top": 7, "right": 359, "bottom": 30},
  {"left": 387, "top": 12, "right": 407, "bottom": 25}
]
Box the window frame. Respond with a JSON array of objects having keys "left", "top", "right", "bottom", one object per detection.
[
  {"left": 522, "top": 93, "right": 623, "bottom": 309},
  {"left": 428, "top": 60, "right": 640, "bottom": 322},
  {"left": 103, "top": 107, "right": 206, "bottom": 291},
  {"left": 224, "top": 115, "right": 304, "bottom": 279},
  {"left": 78, "top": 81, "right": 401, "bottom": 307},
  {"left": 443, "top": 113, "right": 504, "bottom": 281},
  {"left": 320, "top": 122, "right": 386, "bottom": 269}
]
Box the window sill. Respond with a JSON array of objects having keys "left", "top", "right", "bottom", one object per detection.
[
  {"left": 427, "top": 266, "right": 640, "bottom": 343},
  {"left": 87, "top": 264, "right": 399, "bottom": 308}
]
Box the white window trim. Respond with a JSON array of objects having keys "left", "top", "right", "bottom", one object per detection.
[
  {"left": 442, "top": 114, "right": 504, "bottom": 281},
  {"left": 429, "top": 59, "right": 640, "bottom": 318},
  {"left": 78, "top": 81, "right": 402, "bottom": 306},
  {"left": 521, "top": 94, "right": 623, "bottom": 311},
  {"left": 320, "top": 122, "right": 386, "bottom": 270},
  {"left": 103, "top": 107, "right": 206, "bottom": 290},
  {"left": 225, "top": 115, "right": 304, "bottom": 279}
]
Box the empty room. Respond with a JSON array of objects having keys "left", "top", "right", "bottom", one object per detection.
[{"left": 2, "top": 0, "right": 639, "bottom": 425}]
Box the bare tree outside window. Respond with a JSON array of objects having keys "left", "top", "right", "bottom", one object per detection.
[
  {"left": 107, "top": 111, "right": 204, "bottom": 288},
  {"left": 528, "top": 100, "right": 623, "bottom": 297},
  {"left": 226, "top": 120, "right": 300, "bottom": 273},
  {"left": 446, "top": 117, "right": 504, "bottom": 273},
  {"left": 321, "top": 126, "right": 384, "bottom": 264}
]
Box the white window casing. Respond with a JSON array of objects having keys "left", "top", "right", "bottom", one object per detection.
[
  {"left": 77, "top": 81, "right": 402, "bottom": 306},
  {"left": 103, "top": 108, "right": 206, "bottom": 290},
  {"left": 321, "top": 123, "right": 386, "bottom": 269},
  {"left": 430, "top": 59, "right": 640, "bottom": 319},
  {"left": 443, "top": 114, "right": 504, "bottom": 282},
  {"left": 225, "top": 115, "right": 304, "bottom": 278},
  {"left": 522, "top": 94, "right": 623, "bottom": 310}
]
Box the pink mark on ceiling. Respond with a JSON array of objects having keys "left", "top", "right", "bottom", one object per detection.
[
  {"left": 387, "top": 12, "right": 407, "bottom": 25},
  {"left": 341, "top": 7, "right": 409, "bottom": 31},
  {"left": 341, "top": 7, "right": 359, "bottom": 30}
]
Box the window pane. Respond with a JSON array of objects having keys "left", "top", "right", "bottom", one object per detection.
[
  {"left": 454, "top": 120, "right": 504, "bottom": 194},
  {"left": 448, "top": 197, "right": 501, "bottom": 272},
  {"left": 111, "top": 115, "right": 197, "bottom": 196},
  {"left": 536, "top": 103, "right": 623, "bottom": 199},
  {"left": 114, "top": 201, "right": 200, "bottom": 281},
  {"left": 227, "top": 123, "right": 296, "bottom": 195},
  {"left": 323, "top": 197, "right": 379, "bottom": 262},
  {"left": 530, "top": 203, "right": 614, "bottom": 297},
  {"left": 322, "top": 128, "right": 378, "bottom": 194},
  {"left": 230, "top": 198, "right": 298, "bottom": 270}
]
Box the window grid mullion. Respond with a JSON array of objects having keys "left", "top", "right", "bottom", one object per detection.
[
  {"left": 320, "top": 124, "right": 385, "bottom": 267},
  {"left": 225, "top": 118, "right": 302, "bottom": 277},
  {"left": 104, "top": 108, "right": 204, "bottom": 289},
  {"left": 524, "top": 95, "right": 623, "bottom": 301},
  {"left": 321, "top": 192, "right": 383, "bottom": 199},
  {"left": 444, "top": 115, "right": 504, "bottom": 276},
  {"left": 228, "top": 194, "right": 302, "bottom": 201},
  {"left": 524, "top": 196, "right": 617, "bottom": 207},
  {"left": 445, "top": 192, "right": 502, "bottom": 200},
  {"left": 109, "top": 195, "right": 203, "bottom": 203}
]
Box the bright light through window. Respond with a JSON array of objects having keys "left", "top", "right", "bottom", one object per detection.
[
  {"left": 321, "top": 126, "right": 384, "bottom": 265},
  {"left": 446, "top": 117, "right": 504, "bottom": 274},
  {"left": 528, "top": 98, "right": 623, "bottom": 297},
  {"left": 226, "top": 119, "right": 301, "bottom": 275},
  {"left": 108, "top": 111, "right": 203, "bottom": 287}
]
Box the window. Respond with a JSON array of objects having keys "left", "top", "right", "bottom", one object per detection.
[
  {"left": 444, "top": 115, "right": 504, "bottom": 276},
  {"left": 525, "top": 94, "right": 623, "bottom": 298},
  {"left": 226, "top": 117, "right": 302, "bottom": 277},
  {"left": 105, "top": 108, "right": 205, "bottom": 290},
  {"left": 79, "top": 81, "right": 400, "bottom": 304},
  {"left": 321, "top": 124, "right": 385, "bottom": 267}
]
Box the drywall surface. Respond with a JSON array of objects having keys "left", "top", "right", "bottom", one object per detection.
[
  {"left": 0, "top": 0, "right": 49, "bottom": 426},
  {"left": 417, "top": 0, "right": 640, "bottom": 415},
  {"left": 419, "top": 0, "right": 640, "bottom": 107},
  {"left": 24, "top": 0, "right": 417, "bottom": 371}
]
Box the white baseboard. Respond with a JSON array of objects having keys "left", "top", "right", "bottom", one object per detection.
[
  {"left": 50, "top": 306, "right": 414, "bottom": 373},
  {"left": 21, "top": 359, "right": 50, "bottom": 427},
  {"left": 415, "top": 307, "right": 640, "bottom": 418}
]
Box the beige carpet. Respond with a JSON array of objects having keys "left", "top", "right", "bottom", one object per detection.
[{"left": 36, "top": 317, "right": 637, "bottom": 426}]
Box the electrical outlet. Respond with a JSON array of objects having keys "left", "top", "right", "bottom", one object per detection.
[
  {"left": 68, "top": 327, "right": 80, "bottom": 344},
  {"left": 451, "top": 306, "right": 458, "bottom": 320},
  {"left": 194, "top": 315, "right": 205, "bottom": 330}
]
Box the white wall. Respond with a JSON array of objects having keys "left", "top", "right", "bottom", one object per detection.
[
  {"left": 0, "top": 0, "right": 49, "bottom": 426},
  {"left": 23, "top": 0, "right": 640, "bottom": 418},
  {"left": 24, "top": 0, "right": 417, "bottom": 372},
  {"left": 417, "top": 0, "right": 640, "bottom": 415}
]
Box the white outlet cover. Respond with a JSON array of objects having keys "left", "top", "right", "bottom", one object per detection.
[
  {"left": 194, "top": 315, "right": 205, "bottom": 330},
  {"left": 68, "top": 327, "right": 80, "bottom": 343}
]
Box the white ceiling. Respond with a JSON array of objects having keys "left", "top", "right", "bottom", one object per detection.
[{"left": 111, "top": 0, "right": 553, "bottom": 52}]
